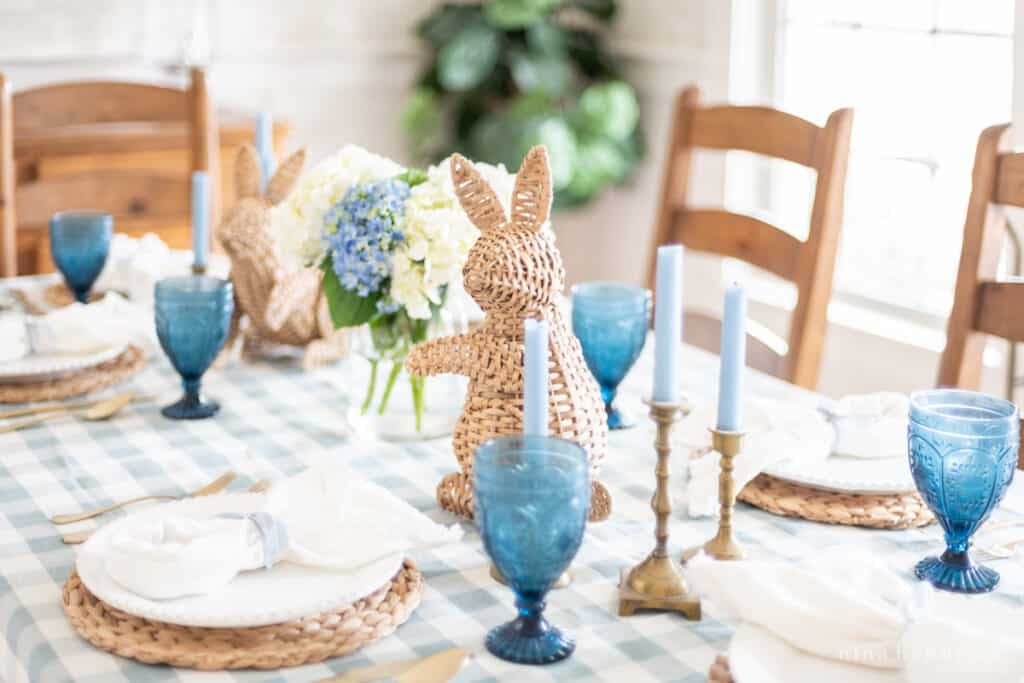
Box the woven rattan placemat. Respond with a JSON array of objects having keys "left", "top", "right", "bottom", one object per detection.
[
  {"left": 43, "top": 283, "right": 104, "bottom": 309},
  {"left": 738, "top": 473, "right": 933, "bottom": 529},
  {"left": 62, "top": 560, "right": 423, "bottom": 671},
  {"left": 0, "top": 346, "right": 145, "bottom": 404}
]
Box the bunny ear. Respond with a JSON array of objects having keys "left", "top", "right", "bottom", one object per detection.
[
  {"left": 510, "top": 146, "right": 552, "bottom": 232},
  {"left": 266, "top": 148, "right": 307, "bottom": 205},
  {"left": 235, "top": 145, "right": 262, "bottom": 200},
  {"left": 450, "top": 153, "right": 507, "bottom": 232}
]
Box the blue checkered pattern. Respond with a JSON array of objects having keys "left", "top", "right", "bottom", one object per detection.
[{"left": 3, "top": 277, "right": 1024, "bottom": 682}]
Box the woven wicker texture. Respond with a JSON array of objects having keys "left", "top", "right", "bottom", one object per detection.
[
  {"left": 62, "top": 560, "right": 423, "bottom": 671},
  {"left": 217, "top": 145, "right": 347, "bottom": 369},
  {"left": 42, "top": 283, "right": 103, "bottom": 308},
  {"left": 407, "top": 146, "right": 610, "bottom": 522},
  {"left": 739, "top": 473, "right": 934, "bottom": 529},
  {"left": 0, "top": 345, "right": 144, "bottom": 404}
]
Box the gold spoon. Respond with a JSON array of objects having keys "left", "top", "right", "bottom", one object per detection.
[
  {"left": 0, "top": 392, "right": 152, "bottom": 421},
  {"left": 61, "top": 478, "right": 269, "bottom": 544},
  {"left": 0, "top": 393, "right": 135, "bottom": 434},
  {"left": 52, "top": 471, "right": 237, "bottom": 526}
]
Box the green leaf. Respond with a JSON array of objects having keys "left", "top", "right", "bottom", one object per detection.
[
  {"left": 527, "top": 20, "right": 566, "bottom": 56},
  {"left": 573, "top": 80, "right": 640, "bottom": 140},
  {"left": 566, "top": 138, "right": 626, "bottom": 197},
  {"left": 569, "top": 0, "right": 616, "bottom": 21},
  {"left": 510, "top": 52, "right": 573, "bottom": 97},
  {"left": 483, "top": 0, "right": 561, "bottom": 28},
  {"left": 520, "top": 116, "right": 577, "bottom": 189},
  {"left": 564, "top": 28, "right": 623, "bottom": 79},
  {"left": 418, "top": 4, "right": 483, "bottom": 47},
  {"left": 401, "top": 87, "right": 442, "bottom": 160},
  {"left": 322, "top": 257, "right": 381, "bottom": 328},
  {"left": 437, "top": 23, "right": 501, "bottom": 92},
  {"left": 397, "top": 167, "right": 430, "bottom": 187}
]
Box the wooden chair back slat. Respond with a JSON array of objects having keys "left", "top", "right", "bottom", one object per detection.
[
  {"left": 993, "top": 152, "right": 1024, "bottom": 207},
  {"left": 676, "top": 209, "right": 801, "bottom": 282},
  {"left": 648, "top": 85, "right": 854, "bottom": 388},
  {"left": 938, "top": 124, "right": 1013, "bottom": 390},
  {"left": 690, "top": 105, "right": 821, "bottom": 168},
  {"left": 0, "top": 68, "right": 217, "bottom": 278},
  {"left": 15, "top": 171, "right": 189, "bottom": 226},
  {"left": 974, "top": 281, "right": 1024, "bottom": 341},
  {"left": 13, "top": 82, "right": 188, "bottom": 130}
]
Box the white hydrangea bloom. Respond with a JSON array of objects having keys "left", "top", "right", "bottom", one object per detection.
[
  {"left": 389, "top": 157, "right": 516, "bottom": 319},
  {"left": 270, "top": 145, "right": 404, "bottom": 269}
]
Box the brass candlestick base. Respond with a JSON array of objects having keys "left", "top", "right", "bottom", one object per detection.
[
  {"left": 618, "top": 399, "right": 701, "bottom": 620},
  {"left": 490, "top": 563, "right": 572, "bottom": 589},
  {"left": 191, "top": 263, "right": 207, "bottom": 275},
  {"left": 683, "top": 429, "right": 748, "bottom": 563}
]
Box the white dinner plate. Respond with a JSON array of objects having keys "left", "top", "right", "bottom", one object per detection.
[
  {"left": 763, "top": 453, "right": 916, "bottom": 495},
  {"left": 0, "top": 345, "right": 125, "bottom": 384},
  {"left": 76, "top": 492, "right": 404, "bottom": 628}
]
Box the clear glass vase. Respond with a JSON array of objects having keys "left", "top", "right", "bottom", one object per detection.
[{"left": 344, "top": 309, "right": 468, "bottom": 442}]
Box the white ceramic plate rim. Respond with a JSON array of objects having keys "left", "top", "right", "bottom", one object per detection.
[
  {"left": 0, "top": 345, "right": 125, "bottom": 384},
  {"left": 763, "top": 454, "right": 916, "bottom": 495},
  {"left": 75, "top": 492, "right": 404, "bottom": 628}
]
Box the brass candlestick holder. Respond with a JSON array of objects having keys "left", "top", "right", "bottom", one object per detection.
[
  {"left": 618, "top": 399, "right": 701, "bottom": 619},
  {"left": 683, "top": 428, "right": 747, "bottom": 562},
  {"left": 191, "top": 263, "right": 207, "bottom": 275}
]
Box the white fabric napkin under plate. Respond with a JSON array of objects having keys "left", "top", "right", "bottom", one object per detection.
[
  {"left": 826, "top": 392, "right": 909, "bottom": 459},
  {"left": 0, "top": 313, "right": 29, "bottom": 362},
  {"left": 688, "top": 550, "right": 1024, "bottom": 682},
  {"left": 25, "top": 292, "right": 158, "bottom": 356},
  {"left": 103, "top": 464, "right": 464, "bottom": 600},
  {"left": 679, "top": 398, "right": 833, "bottom": 517}
]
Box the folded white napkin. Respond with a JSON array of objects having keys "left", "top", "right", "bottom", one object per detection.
[
  {"left": 25, "top": 292, "right": 158, "bottom": 356},
  {"left": 688, "top": 551, "right": 1024, "bottom": 681},
  {"left": 826, "top": 392, "right": 909, "bottom": 459},
  {"left": 680, "top": 399, "right": 833, "bottom": 517},
  {"left": 103, "top": 464, "right": 464, "bottom": 600},
  {"left": 94, "top": 233, "right": 228, "bottom": 305},
  {"left": 0, "top": 313, "right": 29, "bottom": 362}
]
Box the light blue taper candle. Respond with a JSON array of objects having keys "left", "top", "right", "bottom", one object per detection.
[
  {"left": 652, "top": 245, "right": 684, "bottom": 403},
  {"left": 523, "top": 318, "right": 549, "bottom": 436},
  {"left": 191, "top": 171, "right": 210, "bottom": 270},
  {"left": 716, "top": 284, "right": 747, "bottom": 431},
  {"left": 255, "top": 111, "right": 275, "bottom": 189}
]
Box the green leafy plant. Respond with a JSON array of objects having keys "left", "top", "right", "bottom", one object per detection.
[{"left": 403, "top": 0, "right": 643, "bottom": 208}]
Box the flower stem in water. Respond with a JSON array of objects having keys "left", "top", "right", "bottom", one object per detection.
[
  {"left": 378, "top": 362, "right": 403, "bottom": 415},
  {"left": 360, "top": 359, "right": 379, "bottom": 415}
]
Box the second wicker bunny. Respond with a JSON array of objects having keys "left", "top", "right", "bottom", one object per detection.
[{"left": 406, "top": 146, "right": 611, "bottom": 522}]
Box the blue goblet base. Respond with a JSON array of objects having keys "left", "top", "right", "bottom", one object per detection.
[
  {"left": 915, "top": 549, "right": 999, "bottom": 594},
  {"left": 606, "top": 404, "right": 633, "bottom": 430},
  {"left": 161, "top": 395, "right": 220, "bottom": 420},
  {"left": 485, "top": 615, "right": 575, "bottom": 665}
]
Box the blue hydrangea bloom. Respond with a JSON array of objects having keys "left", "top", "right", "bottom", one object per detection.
[{"left": 324, "top": 179, "right": 410, "bottom": 298}]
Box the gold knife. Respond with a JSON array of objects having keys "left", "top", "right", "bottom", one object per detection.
[
  {"left": 0, "top": 392, "right": 154, "bottom": 420},
  {"left": 317, "top": 647, "right": 468, "bottom": 683}
]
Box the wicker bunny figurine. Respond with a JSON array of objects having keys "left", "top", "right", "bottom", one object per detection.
[
  {"left": 218, "top": 145, "right": 347, "bottom": 368},
  {"left": 406, "top": 146, "right": 611, "bottom": 521}
]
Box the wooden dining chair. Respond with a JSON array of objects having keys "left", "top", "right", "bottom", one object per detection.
[
  {"left": 936, "top": 124, "right": 1024, "bottom": 468},
  {"left": 0, "top": 68, "right": 218, "bottom": 277},
  {"left": 648, "top": 85, "right": 854, "bottom": 389}
]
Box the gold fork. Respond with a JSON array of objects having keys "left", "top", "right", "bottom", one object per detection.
[
  {"left": 52, "top": 472, "right": 237, "bottom": 525},
  {"left": 61, "top": 479, "right": 271, "bottom": 545}
]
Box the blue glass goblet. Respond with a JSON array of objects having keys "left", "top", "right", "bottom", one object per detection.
[
  {"left": 49, "top": 211, "right": 113, "bottom": 304},
  {"left": 908, "top": 389, "right": 1019, "bottom": 593},
  {"left": 571, "top": 282, "right": 651, "bottom": 429},
  {"left": 475, "top": 435, "right": 590, "bottom": 665},
  {"left": 154, "top": 276, "right": 234, "bottom": 420}
]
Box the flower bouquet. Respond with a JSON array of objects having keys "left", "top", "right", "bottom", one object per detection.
[{"left": 272, "top": 146, "right": 514, "bottom": 435}]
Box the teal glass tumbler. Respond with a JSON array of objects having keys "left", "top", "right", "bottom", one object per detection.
[
  {"left": 154, "top": 276, "right": 234, "bottom": 420},
  {"left": 474, "top": 435, "right": 591, "bottom": 664},
  {"left": 49, "top": 211, "right": 113, "bottom": 304},
  {"left": 571, "top": 282, "right": 651, "bottom": 429},
  {"left": 909, "top": 389, "right": 1019, "bottom": 593}
]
